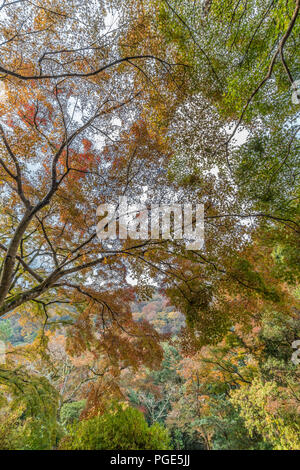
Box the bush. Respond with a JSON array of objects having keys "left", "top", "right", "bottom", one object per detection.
[
  {"left": 59, "top": 402, "right": 171, "bottom": 450},
  {"left": 60, "top": 400, "right": 86, "bottom": 426}
]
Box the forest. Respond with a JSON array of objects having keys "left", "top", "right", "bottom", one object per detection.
[{"left": 0, "top": 0, "right": 299, "bottom": 451}]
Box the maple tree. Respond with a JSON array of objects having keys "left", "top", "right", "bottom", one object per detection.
[{"left": 0, "top": 0, "right": 183, "bottom": 393}]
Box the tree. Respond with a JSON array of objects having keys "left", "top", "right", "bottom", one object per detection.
[
  {"left": 231, "top": 378, "right": 300, "bottom": 450},
  {"left": 125, "top": 343, "right": 182, "bottom": 425},
  {"left": 0, "top": 0, "right": 187, "bottom": 396},
  {"left": 0, "top": 1, "right": 299, "bottom": 450},
  {"left": 0, "top": 366, "right": 60, "bottom": 449},
  {"left": 167, "top": 259, "right": 300, "bottom": 450}
]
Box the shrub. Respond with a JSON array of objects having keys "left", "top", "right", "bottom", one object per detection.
[
  {"left": 60, "top": 400, "right": 86, "bottom": 426},
  {"left": 59, "top": 402, "right": 171, "bottom": 450}
]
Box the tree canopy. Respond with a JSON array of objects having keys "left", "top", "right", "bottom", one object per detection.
[{"left": 0, "top": 0, "right": 299, "bottom": 451}]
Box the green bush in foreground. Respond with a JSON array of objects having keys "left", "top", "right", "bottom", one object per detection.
[
  {"left": 60, "top": 400, "right": 86, "bottom": 426},
  {"left": 59, "top": 402, "right": 171, "bottom": 450}
]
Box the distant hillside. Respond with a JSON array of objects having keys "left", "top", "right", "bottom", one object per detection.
[
  {"left": 0, "top": 294, "right": 185, "bottom": 344},
  {"left": 132, "top": 294, "right": 185, "bottom": 336}
]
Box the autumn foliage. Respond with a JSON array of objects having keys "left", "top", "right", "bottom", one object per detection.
[{"left": 0, "top": 0, "right": 299, "bottom": 451}]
